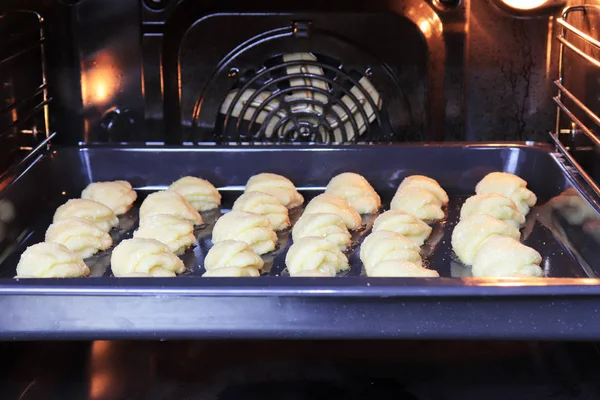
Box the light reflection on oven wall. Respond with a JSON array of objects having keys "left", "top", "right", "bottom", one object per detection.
[
  {"left": 81, "top": 51, "right": 121, "bottom": 108},
  {"left": 89, "top": 340, "right": 153, "bottom": 399}
]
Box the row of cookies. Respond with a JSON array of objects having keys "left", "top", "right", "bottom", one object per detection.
[
  {"left": 284, "top": 173, "right": 379, "bottom": 277},
  {"left": 203, "top": 173, "right": 304, "bottom": 276},
  {"left": 359, "top": 175, "right": 446, "bottom": 277},
  {"left": 16, "top": 181, "right": 137, "bottom": 278},
  {"left": 451, "top": 172, "right": 543, "bottom": 278},
  {"left": 16, "top": 176, "right": 221, "bottom": 278},
  {"left": 110, "top": 176, "right": 224, "bottom": 276}
]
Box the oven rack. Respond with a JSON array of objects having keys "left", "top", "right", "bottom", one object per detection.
[
  {"left": 0, "top": 10, "right": 54, "bottom": 182},
  {"left": 553, "top": 4, "right": 600, "bottom": 202}
]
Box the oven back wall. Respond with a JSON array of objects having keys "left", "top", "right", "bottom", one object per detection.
[{"left": 1, "top": 0, "right": 566, "bottom": 144}]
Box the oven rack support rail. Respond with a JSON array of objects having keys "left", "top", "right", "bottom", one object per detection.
[
  {"left": 0, "top": 10, "right": 55, "bottom": 183},
  {"left": 553, "top": 4, "right": 600, "bottom": 207}
]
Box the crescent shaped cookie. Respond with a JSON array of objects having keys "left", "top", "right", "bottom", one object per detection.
[
  {"left": 451, "top": 214, "right": 520, "bottom": 265},
  {"left": 472, "top": 236, "right": 543, "bottom": 277},
  {"left": 391, "top": 187, "right": 444, "bottom": 222},
  {"left": 81, "top": 180, "right": 137, "bottom": 215},
  {"left": 475, "top": 172, "right": 537, "bottom": 215},
  {"left": 53, "top": 199, "right": 119, "bottom": 232},
  {"left": 368, "top": 260, "right": 440, "bottom": 278},
  {"left": 303, "top": 193, "right": 362, "bottom": 230},
  {"left": 285, "top": 236, "right": 349, "bottom": 277},
  {"left": 360, "top": 230, "right": 422, "bottom": 273},
  {"left": 212, "top": 211, "right": 277, "bottom": 255},
  {"left": 245, "top": 173, "right": 304, "bottom": 208},
  {"left": 45, "top": 217, "right": 112, "bottom": 259},
  {"left": 133, "top": 214, "right": 196, "bottom": 255},
  {"left": 292, "top": 213, "right": 352, "bottom": 251},
  {"left": 203, "top": 267, "right": 261, "bottom": 277},
  {"left": 460, "top": 193, "right": 525, "bottom": 229},
  {"left": 292, "top": 270, "right": 336, "bottom": 277},
  {"left": 325, "top": 172, "right": 381, "bottom": 214},
  {"left": 16, "top": 242, "right": 90, "bottom": 278},
  {"left": 111, "top": 238, "right": 185, "bottom": 277},
  {"left": 372, "top": 210, "right": 433, "bottom": 246},
  {"left": 139, "top": 191, "right": 203, "bottom": 225},
  {"left": 233, "top": 191, "right": 290, "bottom": 231},
  {"left": 168, "top": 176, "right": 221, "bottom": 211},
  {"left": 398, "top": 175, "right": 449, "bottom": 205},
  {"left": 204, "top": 240, "right": 264, "bottom": 272}
]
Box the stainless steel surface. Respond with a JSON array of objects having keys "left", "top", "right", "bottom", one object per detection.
[
  {"left": 553, "top": 4, "right": 600, "bottom": 207},
  {"left": 0, "top": 10, "right": 52, "bottom": 175}
]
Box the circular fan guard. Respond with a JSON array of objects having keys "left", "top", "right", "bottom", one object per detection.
[{"left": 213, "top": 54, "right": 386, "bottom": 143}]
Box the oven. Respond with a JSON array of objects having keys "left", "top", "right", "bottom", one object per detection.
[{"left": 1, "top": 0, "right": 600, "bottom": 398}]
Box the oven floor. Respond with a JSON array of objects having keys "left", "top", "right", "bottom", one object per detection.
[{"left": 0, "top": 341, "right": 599, "bottom": 399}]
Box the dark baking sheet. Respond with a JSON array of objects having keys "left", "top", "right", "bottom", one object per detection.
[
  {"left": 1, "top": 143, "right": 600, "bottom": 340},
  {"left": 1, "top": 191, "right": 583, "bottom": 279}
]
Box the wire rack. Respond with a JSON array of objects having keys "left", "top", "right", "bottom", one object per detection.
[
  {"left": 553, "top": 4, "right": 600, "bottom": 197},
  {"left": 0, "top": 10, "right": 54, "bottom": 179}
]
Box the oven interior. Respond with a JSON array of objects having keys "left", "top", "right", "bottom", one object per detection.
[{"left": 2, "top": 0, "right": 600, "bottom": 398}]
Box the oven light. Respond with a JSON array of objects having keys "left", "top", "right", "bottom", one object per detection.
[{"left": 500, "top": 0, "right": 548, "bottom": 10}]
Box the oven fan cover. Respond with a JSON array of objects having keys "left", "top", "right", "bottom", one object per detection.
[{"left": 211, "top": 52, "right": 384, "bottom": 144}]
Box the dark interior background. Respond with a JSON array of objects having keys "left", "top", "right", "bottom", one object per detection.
[
  {"left": 0, "top": 0, "right": 563, "bottom": 148},
  {"left": 1, "top": 2, "right": 600, "bottom": 400},
  {"left": 1, "top": 340, "right": 600, "bottom": 399}
]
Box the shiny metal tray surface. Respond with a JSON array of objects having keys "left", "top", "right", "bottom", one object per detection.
[{"left": 1, "top": 143, "right": 600, "bottom": 340}]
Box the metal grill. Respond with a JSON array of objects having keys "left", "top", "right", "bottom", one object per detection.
[
  {"left": 553, "top": 5, "right": 600, "bottom": 199},
  {"left": 209, "top": 53, "right": 385, "bottom": 144},
  {"left": 0, "top": 10, "right": 53, "bottom": 179}
]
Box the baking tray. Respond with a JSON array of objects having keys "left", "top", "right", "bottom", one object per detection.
[{"left": 1, "top": 143, "right": 600, "bottom": 340}]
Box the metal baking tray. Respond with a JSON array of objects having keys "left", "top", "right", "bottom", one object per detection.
[{"left": 1, "top": 143, "right": 600, "bottom": 340}]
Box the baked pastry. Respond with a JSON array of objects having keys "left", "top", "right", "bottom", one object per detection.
[
  {"left": 245, "top": 173, "right": 304, "bottom": 208},
  {"left": 359, "top": 230, "right": 422, "bottom": 273},
  {"left": 398, "top": 175, "right": 449, "bottom": 205},
  {"left": 139, "top": 191, "right": 203, "bottom": 225},
  {"left": 110, "top": 238, "right": 186, "bottom": 277},
  {"left": 325, "top": 172, "right": 381, "bottom": 214},
  {"left": 475, "top": 172, "right": 537, "bottom": 215},
  {"left": 391, "top": 187, "right": 444, "bottom": 221},
  {"left": 81, "top": 180, "right": 137, "bottom": 215},
  {"left": 202, "top": 240, "right": 264, "bottom": 277},
  {"left": 368, "top": 260, "right": 440, "bottom": 278},
  {"left": 203, "top": 267, "right": 261, "bottom": 277},
  {"left": 292, "top": 213, "right": 352, "bottom": 250},
  {"left": 118, "top": 272, "right": 152, "bottom": 277},
  {"left": 133, "top": 214, "right": 195, "bottom": 255},
  {"left": 168, "top": 176, "right": 221, "bottom": 211},
  {"left": 303, "top": 193, "right": 362, "bottom": 230},
  {"left": 372, "top": 210, "right": 433, "bottom": 246},
  {"left": 212, "top": 211, "right": 277, "bottom": 255},
  {"left": 233, "top": 191, "right": 290, "bottom": 231},
  {"left": 53, "top": 199, "right": 119, "bottom": 232},
  {"left": 292, "top": 270, "right": 336, "bottom": 277},
  {"left": 204, "top": 240, "right": 264, "bottom": 272},
  {"left": 45, "top": 217, "right": 112, "bottom": 259},
  {"left": 460, "top": 193, "right": 525, "bottom": 229},
  {"left": 16, "top": 242, "right": 90, "bottom": 278},
  {"left": 472, "top": 236, "right": 543, "bottom": 277},
  {"left": 451, "top": 214, "right": 520, "bottom": 265},
  {"left": 285, "top": 236, "right": 349, "bottom": 277}
]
